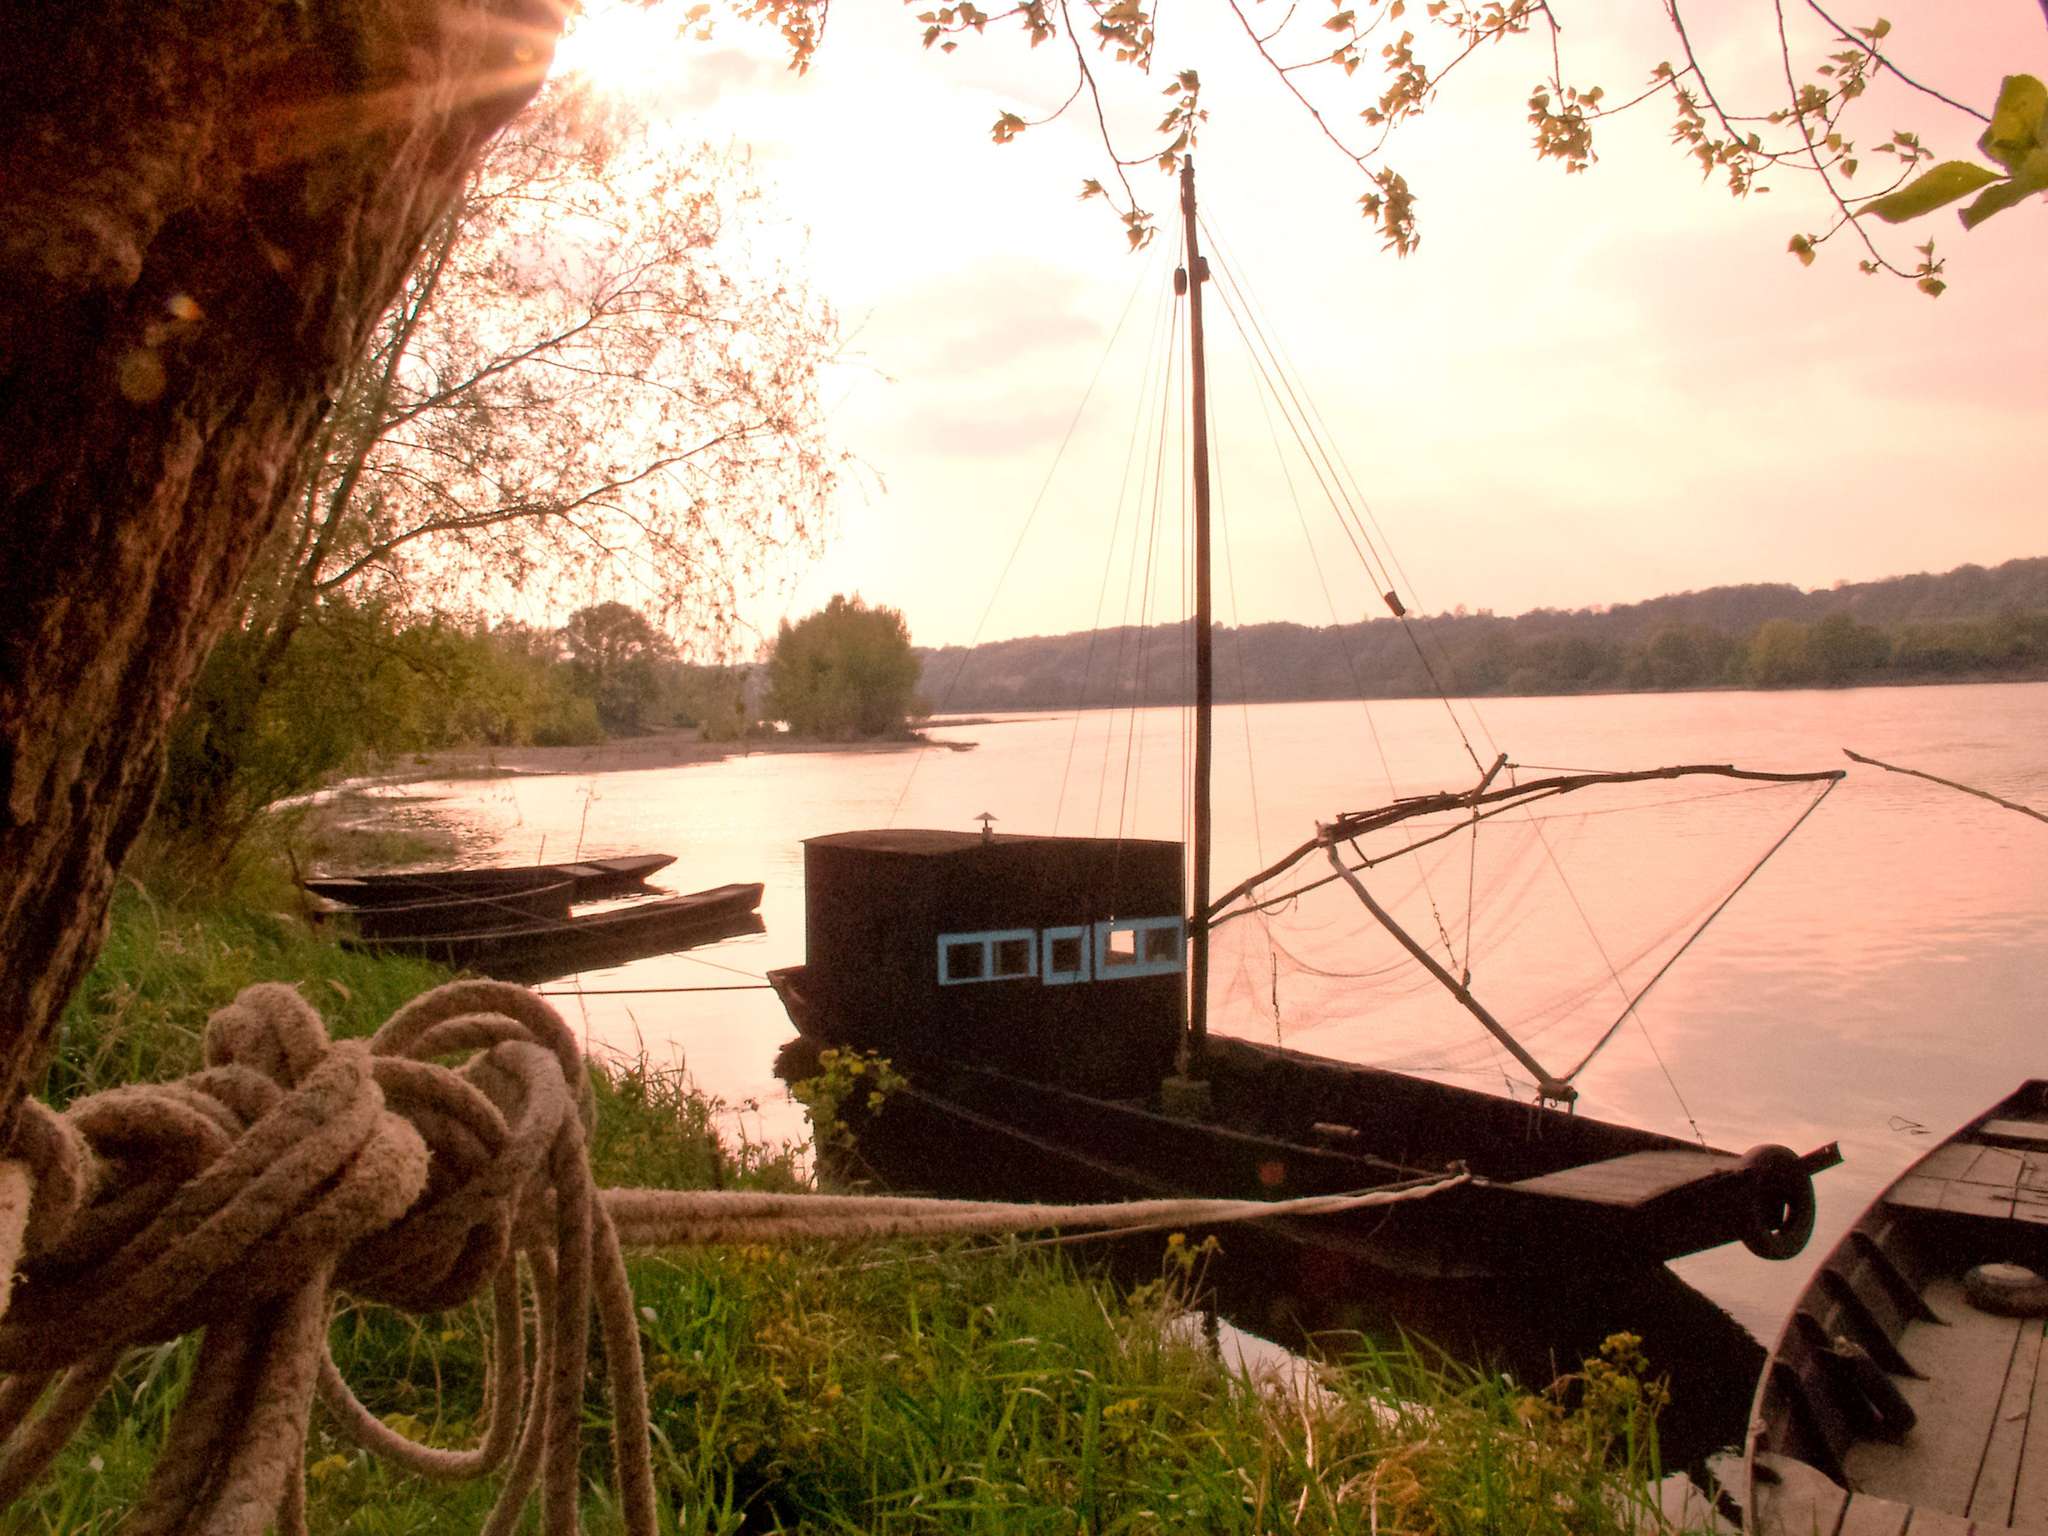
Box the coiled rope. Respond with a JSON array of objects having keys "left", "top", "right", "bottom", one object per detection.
[{"left": 0, "top": 979, "right": 1465, "bottom": 1534}]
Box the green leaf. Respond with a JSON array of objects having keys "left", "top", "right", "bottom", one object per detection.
[
  {"left": 1862, "top": 160, "right": 2002, "bottom": 223},
  {"left": 1957, "top": 176, "right": 2035, "bottom": 230},
  {"left": 1977, "top": 74, "right": 2048, "bottom": 171}
]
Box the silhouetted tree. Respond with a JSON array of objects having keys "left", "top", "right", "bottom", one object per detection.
[
  {"left": 766, "top": 597, "right": 923, "bottom": 740},
  {"left": 562, "top": 602, "right": 670, "bottom": 734}
]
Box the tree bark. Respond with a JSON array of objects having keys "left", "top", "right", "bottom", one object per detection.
[{"left": 0, "top": 0, "right": 558, "bottom": 1124}]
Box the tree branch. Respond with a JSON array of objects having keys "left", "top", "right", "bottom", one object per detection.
[{"left": 1843, "top": 749, "right": 2048, "bottom": 824}]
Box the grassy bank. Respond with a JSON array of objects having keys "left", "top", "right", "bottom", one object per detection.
[{"left": 21, "top": 859, "right": 1709, "bottom": 1534}]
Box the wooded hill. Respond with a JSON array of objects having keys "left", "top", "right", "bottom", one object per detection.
[{"left": 917, "top": 557, "right": 2048, "bottom": 712}]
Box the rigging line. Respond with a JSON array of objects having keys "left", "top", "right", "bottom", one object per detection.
[
  {"left": 1094, "top": 285, "right": 1180, "bottom": 837},
  {"left": 1196, "top": 221, "right": 1396, "bottom": 597},
  {"left": 1058, "top": 272, "right": 1178, "bottom": 832},
  {"left": 1098, "top": 293, "right": 1182, "bottom": 839},
  {"left": 1222, "top": 292, "right": 1461, "bottom": 972},
  {"left": 1461, "top": 800, "right": 1480, "bottom": 985},
  {"left": 1114, "top": 301, "right": 1182, "bottom": 858},
  {"left": 1194, "top": 217, "right": 1483, "bottom": 726},
  {"left": 1202, "top": 253, "right": 1480, "bottom": 776},
  {"left": 886, "top": 246, "right": 1164, "bottom": 829},
  {"left": 1213, "top": 418, "right": 1267, "bottom": 877},
  {"left": 1559, "top": 774, "right": 1843, "bottom": 1086},
  {"left": 557, "top": 942, "right": 769, "bottom": 983},
  {"left": 533, "top": 984, "right": 774, "bottom": 996},
  {"left": 1200, "top": 258, "right": 1391, "bottom": 597},
  {"left": 1200, "top": 221, "right": 1488, "bottom": 770}
]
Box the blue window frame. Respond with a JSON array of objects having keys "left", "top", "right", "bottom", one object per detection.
[
  {"left": 937, "top": 929, "right": 1039, "bottom": 985},
  {"left": 1093, "top": 916, "right": 1184, "bottom": 979},
  {"left": 1041, "top": 925, "right": 1092, "bottom": 985}
]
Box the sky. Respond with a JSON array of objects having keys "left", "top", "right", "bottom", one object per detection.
[{"left": 551, "top": 0, "right": 2045, "bottom": 654}]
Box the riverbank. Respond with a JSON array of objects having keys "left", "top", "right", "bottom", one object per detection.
[
  {"left": 26, "top": 853, "right": 1711, "bottom": 1533},
  {"left": 350, "top": 723, "right": 975, "bottom": 787}
]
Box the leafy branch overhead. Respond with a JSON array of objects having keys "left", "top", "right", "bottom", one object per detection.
[
  {"left": 1860, "top": 74, "right": 2048, "bottom": 232},
  {"left": 736, "top": 0, "right": 2038, "bottom": 287}
]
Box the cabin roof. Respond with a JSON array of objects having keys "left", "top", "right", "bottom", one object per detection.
[{"left": 803, "top": 828, "right": 1181, "bottom": 856}]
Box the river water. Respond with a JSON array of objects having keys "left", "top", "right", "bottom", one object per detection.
[{"left": 385, "top": 680, "right": 2047, "bottom": 1350}]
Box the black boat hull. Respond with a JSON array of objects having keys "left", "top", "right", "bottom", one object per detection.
[
  {"left": 339, "top": 878, "right": 574, "bottom": 941},
  {"left": 305, "top": 853, "right": 675, "bottom": 906},
  {"left": 355, "top": 882, "right": 764, "bottom": 983},
  {"left": 770, "top": 963, "right": 1835, "bottom": 1281}
]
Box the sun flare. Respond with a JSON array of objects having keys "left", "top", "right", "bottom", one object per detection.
[{"left": 552, "top": 1, "right": 698, "bottom": 96}]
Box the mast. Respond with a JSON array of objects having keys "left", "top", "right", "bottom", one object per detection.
[{"left": 1179, "top": 157, "right": 1214, "bottom": 1071}]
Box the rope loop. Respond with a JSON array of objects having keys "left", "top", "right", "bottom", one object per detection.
[{"left": 0, "top": 978, "right": 655, "bottom": 1536}]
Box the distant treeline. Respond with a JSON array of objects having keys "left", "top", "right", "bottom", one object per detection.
[{"left": 917, "top": 557, "right": 2048, "bottom": 712}]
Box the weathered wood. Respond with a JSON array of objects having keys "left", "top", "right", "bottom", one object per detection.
[
  {"left": 1984, "top": 1121, "right": 2048, "bottom": 1151},
  {"left": 1511, "top": 1150, "right": 1743, "bottom": 1207},
  {"left": 1885, "top": 1176, "right": 1956, "bottom": 1215},
  {"left": 1896, "top": 1510, "right": 1974, "bottom": 1536},
  {"left": 2007, "top": 1318, "right": 2048, "bottom": 1532},
  {"left": 1845, "top": 1279, "right": 2025, "bottom": 1515},
  {"left": 1968, "top": 1317, "right": 2044, "bottom": 1526},
  {"left": 1753, "top": 1450, "right": 1849, "bottom": 1536},
  {"left": 1833, "top": 1493, "right": 1911, "bottom": 1536}
]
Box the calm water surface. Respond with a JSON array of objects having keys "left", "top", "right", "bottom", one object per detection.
[{"left": 387, "top": 680, "right": 2047, "bottom": 1343}]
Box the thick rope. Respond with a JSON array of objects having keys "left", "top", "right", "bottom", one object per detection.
[{"left": 0, "top": 980, "right": 1467, "bottom": 1532}]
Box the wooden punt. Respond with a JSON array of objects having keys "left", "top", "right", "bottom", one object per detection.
[
  {"left": 341, "top": 878, "right": 573, "bottom": 941},
  {"left": 304, "top": 853, "right": 675, "bottom": 907},
  {"left": 1747, "top": 1081, "right": 2048, "bottom": 1536},
  {"left": 351, "top": 882, "right": 765, "bottom": 984}
]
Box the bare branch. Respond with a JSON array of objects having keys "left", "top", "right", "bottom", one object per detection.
[{"left": 1843, "top": 749, "right": 2048, "bottom": 824}]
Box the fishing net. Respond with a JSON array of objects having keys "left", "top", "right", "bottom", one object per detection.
[{"left": 1204, "top": 769, "right": 1837, "bottom": 1098}]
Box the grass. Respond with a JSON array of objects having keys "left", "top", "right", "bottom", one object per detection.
[{"left": 17, "top": 837, "right": 1715, "bottom": 1535}]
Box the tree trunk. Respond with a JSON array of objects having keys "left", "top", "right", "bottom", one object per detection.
[{"left": 0, "top": 0, "right": 558, "bottom": 1124}]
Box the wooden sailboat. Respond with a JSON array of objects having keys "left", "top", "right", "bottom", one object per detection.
[{"left": 768, "top": 160, "right": 1842, "bottom": 1280}]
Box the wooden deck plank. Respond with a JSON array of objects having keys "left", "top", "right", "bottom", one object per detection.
[
  {"left": 1899, "top": 1510, "right": 1974, "bottom": 1536},
  {"left": 1837, "top": 1492, "right": 1912, "bottom": 1536},
  {"left": 1507, "top": 1149, "right": 1740, "bottom": 1207},
  {"left": 2006, "top": 1317, "right": 2048, "bottom": 1532},
  {"left": 1957, "top": 1147, "right": 2027, "bottom": 1190},
  {"left": 1982, "top": 1120, "right": 2048, "bottom": 1150},
  {"left": 1970, "top": 1318, "right": 2045, "bottom": 1525},
  {"left": 1889, "top": 1177, "right": 1957, "bottom": 1215},
  {"left": 1920, "top": 1144, "right": 1993, "bottom": 1183},
  {"left": 1942, "top": 1182, "right": 2020, "bottom": 1220},
  {"left": 1846, "top": 1280, "right": 2026, "bottom": 1518},
  {"left": 1755, "top": 1451, "right": 1850, "bottom": 1536}
]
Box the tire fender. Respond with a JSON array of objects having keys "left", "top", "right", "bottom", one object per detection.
[{"left": 1740, "top": 1144, "right": 1817, "bottom": 1260}]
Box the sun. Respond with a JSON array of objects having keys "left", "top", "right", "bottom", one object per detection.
[{"left": 551, "top": 0, "right": 699, "bottom": 97}]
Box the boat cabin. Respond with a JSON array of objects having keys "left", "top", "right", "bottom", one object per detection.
[{"left": 799, "top": 829, "right": 1186, "bottom": 1097}]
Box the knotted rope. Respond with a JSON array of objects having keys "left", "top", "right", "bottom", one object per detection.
[{"left": 0, "top": 979, "right": 1465, "bottom": 1533}]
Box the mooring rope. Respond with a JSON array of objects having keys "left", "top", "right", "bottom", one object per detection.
[{"left": 0, "top": 979, "right": 1467, "bottom": 1534}]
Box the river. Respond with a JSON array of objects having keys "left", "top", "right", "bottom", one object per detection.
[{"left": 381, "top": 679, "right": 2047, "bottom": 1353}]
